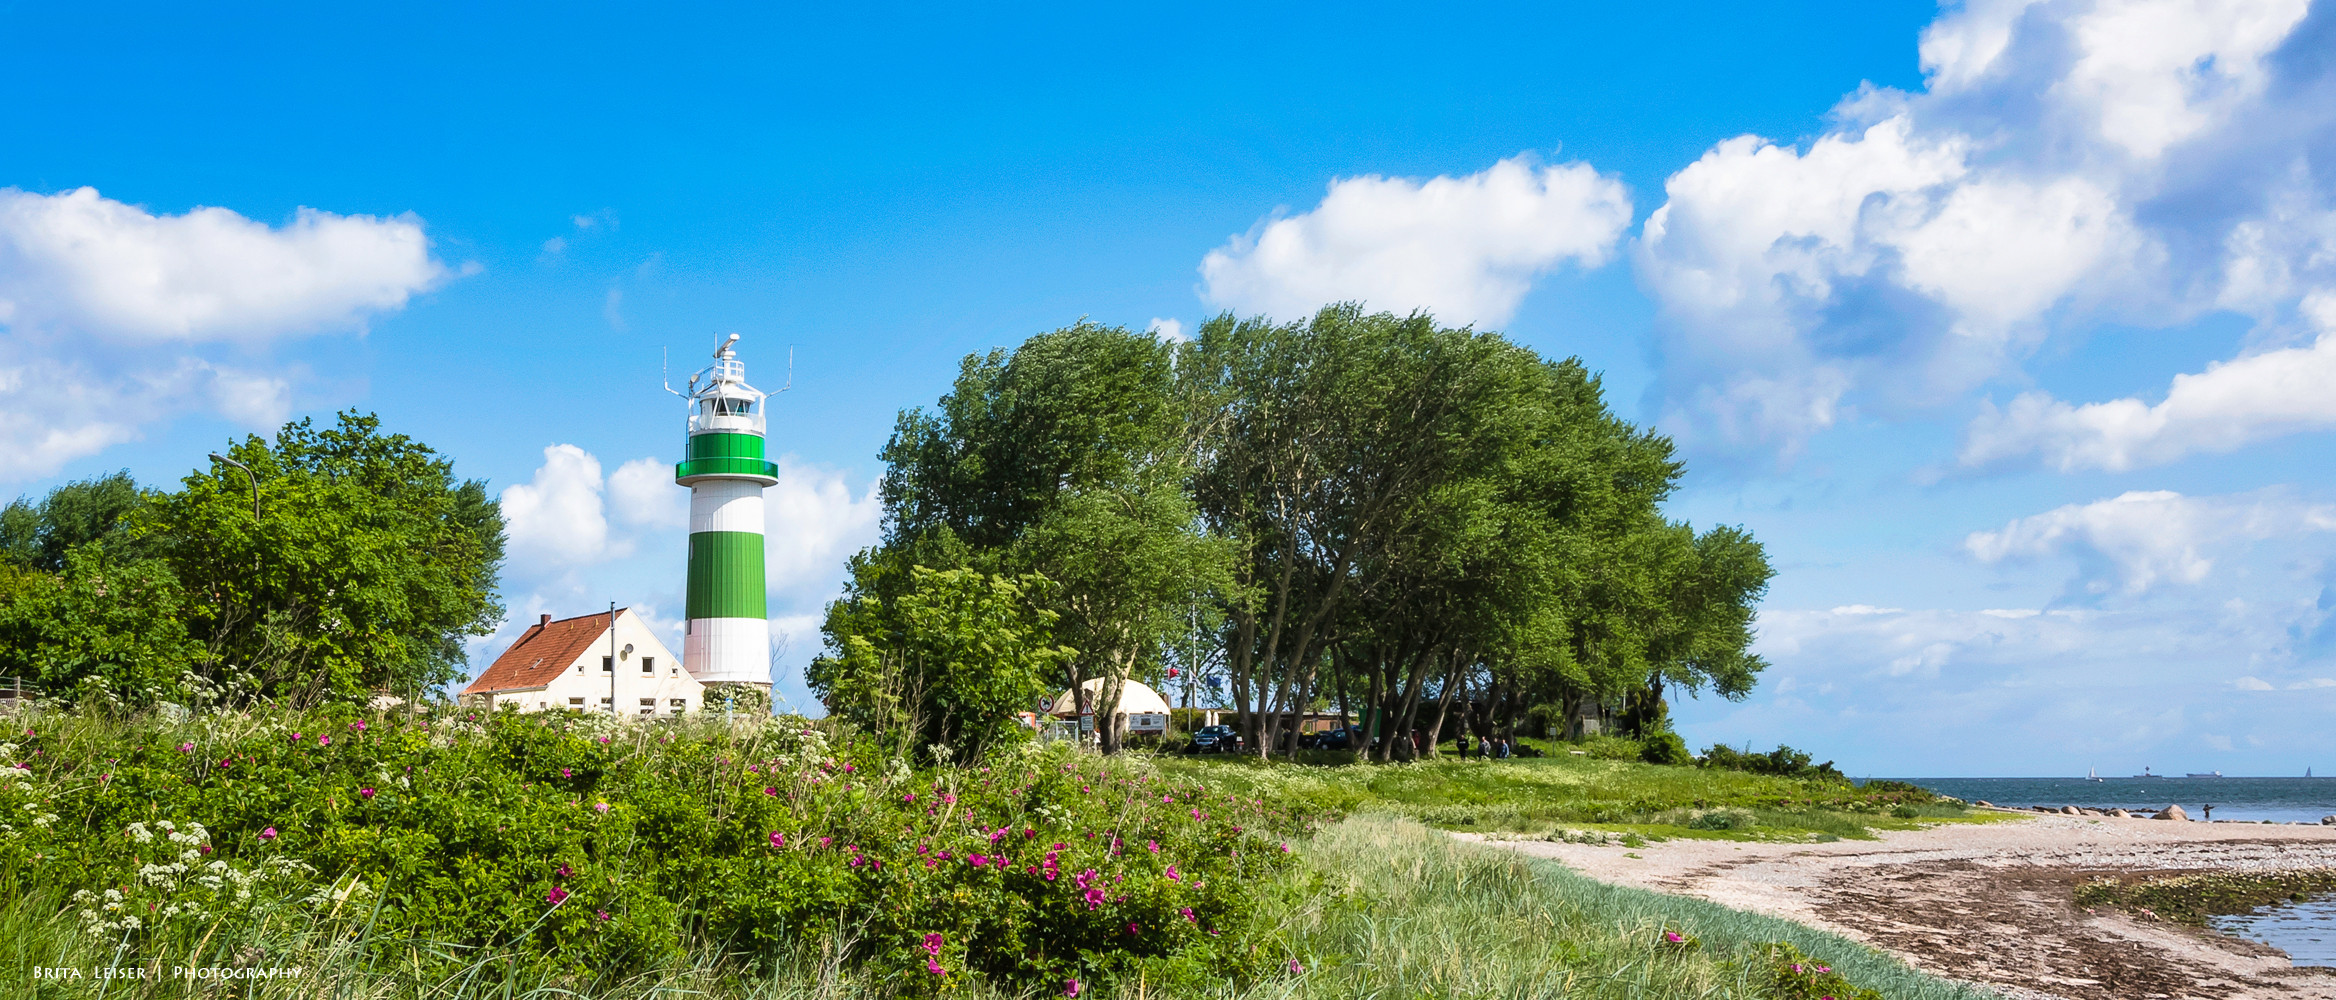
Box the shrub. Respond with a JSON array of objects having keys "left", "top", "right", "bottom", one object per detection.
[
  {"left": 0, "top": 707, "right": 1311, "bottom": 996},
  {"left": 1699, "top": 743, "right": 1847, "bottom": 782},
  {"left": 1639, "top": 731, "right": 1692, "bottom": 766}
]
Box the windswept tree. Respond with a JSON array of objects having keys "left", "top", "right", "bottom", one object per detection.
[
  {"left": 851, "top": 321, "right": 1234, "bottom": 752},
  {"left": 852, "top": 306, "right": 1771, "bottom": 761}
]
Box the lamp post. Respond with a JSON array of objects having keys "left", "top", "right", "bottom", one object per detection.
[{"left": 208, "top": 453, "right": 260, "bottom": 521}]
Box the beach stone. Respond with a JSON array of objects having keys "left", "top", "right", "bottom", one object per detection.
[
  {"left": 2154, "top": 804, "right": 2189, "bottom": 821},
  {"left": 2078, "top": 808, "right": 2104, "bottom": 816},
  {"left": 1974, "top": 800, "right": 1994, "bottom": 808},
  {"left": 2322, "top": 815, "right": 2336, "bottom": 825},
  {"left": 2061, "top": 805, "right": 2081, "bottom": 815},
  {"left": 2108, "top": 808, "right": 2131, "bottom": 818}
]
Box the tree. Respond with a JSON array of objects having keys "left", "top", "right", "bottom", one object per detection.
[
  {"left": 134, "top": 411, "right": 507, "bottom": 705},
  {"left": 0, "top": 471, "right": 156, "bottom": 571},
  {"left": 868, "top": 322, "right": 1234, "bottom": 753},
  {"left": 810, "top": 563, "right": 1070, "bottom": 761},
  {"left": 0, "top": 549, "right": 203, "bottom": 709}
]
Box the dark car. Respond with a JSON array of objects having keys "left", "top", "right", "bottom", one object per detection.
[
  {"left": 1187, "top": 725, "right": 1245, "bottom": 754},
  {"left": 1301, "top": 726, "right": 1364, "bottom": 750}
]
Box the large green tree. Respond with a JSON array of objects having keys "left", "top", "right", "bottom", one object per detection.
[
  {"left": 135, "top": 411, "right": 507, "bottom": 705},
  {"left": 866, "top": 321, "right": 1234, "bottom": 752}
]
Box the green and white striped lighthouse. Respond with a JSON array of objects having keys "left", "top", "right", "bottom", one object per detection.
[{"left": 674, "top": 334, "right": 778, "bottom": 690}]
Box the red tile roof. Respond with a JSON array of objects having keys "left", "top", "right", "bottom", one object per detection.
[{"left": 462, "top": 609, "right": 627, "bottom": 695}]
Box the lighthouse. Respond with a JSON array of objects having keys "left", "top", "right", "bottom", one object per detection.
[{"left": 673, "top": 334, "right": 778, "bottom": 698}]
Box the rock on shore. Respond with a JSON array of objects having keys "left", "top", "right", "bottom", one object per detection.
[{"left": 2153, "top": 804, "right": 2189, "bottom": 821}]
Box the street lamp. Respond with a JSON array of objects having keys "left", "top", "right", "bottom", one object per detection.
[{"left": 208, "top": 453, "right": 260, "bottom": 521}]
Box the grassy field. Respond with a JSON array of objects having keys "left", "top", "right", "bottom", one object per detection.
[{"left": 1152, "top": 750, "right": 1991, "bottom": 842}]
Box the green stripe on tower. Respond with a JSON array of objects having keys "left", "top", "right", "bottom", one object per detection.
[
  {"left": 686, "top": 531, "right": 768, "bottom": 620},
  {"left": 686, "top": 432, "right": 766, "bottom": 461}
]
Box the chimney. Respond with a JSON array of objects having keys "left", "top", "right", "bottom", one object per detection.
[{"left": 538, "top": 614, "right": 551, "bottom": 628}]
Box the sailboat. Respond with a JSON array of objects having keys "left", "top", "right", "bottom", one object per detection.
[{"left": 2087, "top": 766, "right": 2102, "bottom": 782}]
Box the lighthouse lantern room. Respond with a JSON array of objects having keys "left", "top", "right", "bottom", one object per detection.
[{"left": 673, "top": 334, "right": 779, "bottom": 691}]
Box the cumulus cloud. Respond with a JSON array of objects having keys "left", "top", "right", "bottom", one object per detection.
[
  {"left": 764, "top": 457, "right": 882, "bottom": 601},
  {"left": 1145, "top": 318, "right": 1186, "bottom": 343},
  {"left": 1964, "top": 488, "right": 2336, "bottom": 594},
  {"left": 1962, "top": 290, "right": 2336, "bottom": 470},
  {"left": 1634, "top": 0, "right": 2334, "bottom": 458},
  {"left": 0, "top": 187, "right": 447, "bottom": 342},
  {"left": 0, "top": 187, "right": 455, "bottom": 481},
  {"left": 608, "top": 457, "right": 686, "bottom": 529},
  {"left": 1200, "top": 154, "right": 1631, "bottom": 328},
  {"left": 500, "top": 445, "right": 619, "bottom": 574}
]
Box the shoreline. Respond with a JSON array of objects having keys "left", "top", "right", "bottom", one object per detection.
[{"left": 1463, "top": 813, "right": 2336, "bottom": 999}]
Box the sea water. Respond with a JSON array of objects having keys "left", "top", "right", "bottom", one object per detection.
[
  {"left": 2209, "top": 896, "right": 2336, "bottom": 967},
  {"left": 1889, "top": 776, "right": 2336, "bottom": 966},
  {"left": 1887, "top": 776, "right": 2336, "bottom": 824}
]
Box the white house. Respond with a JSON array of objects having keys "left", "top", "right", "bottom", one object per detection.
[{"left": 461, "top": 608, "right": 702, "bottom": 716}]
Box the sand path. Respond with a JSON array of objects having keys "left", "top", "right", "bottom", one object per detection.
[{"left": 1463, "top": 813, "right": 2336, "bottom": 999}]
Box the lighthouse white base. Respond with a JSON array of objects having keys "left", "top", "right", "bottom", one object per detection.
[{"left": 683, "top": 616, "right": 771, "bottom": 686}]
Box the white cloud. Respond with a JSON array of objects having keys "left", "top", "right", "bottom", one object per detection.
[
  {"left": 1200, "top": 154, "right": 1631, "bottom": 328},
  {"left": 608, "top": 457, "right": 686, "bottom": 529},
  {"left": 1962, "top": 290, "right": 2336, "bottom": 470},
  {"left": 1145, "top": 317, "right": 1186, "bottom": 343},
  {"left": 1964, "top": 488, "right": 2336, "bottom": 594},
  {"left": 0, "top": 187, "right": 447, "bottom": 342},
  {"left": 1634, "top": 0, "right": 2334, "bottom": 459},
  {"left": 500, "top": 445, "right": 619, "bottom": 574},
  {"left": 764, "top": 457, "right": 882, "bottom": 600},
  {"left": 1673, "top": 597, "right": 2336, "bottom": 774},
  {"left": 0, "top": 187, "right": 456, "bottom": 481}
]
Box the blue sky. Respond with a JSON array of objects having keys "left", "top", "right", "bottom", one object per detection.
[{"left": 5, "top": 0, "right": 2335, "bottom": 776}]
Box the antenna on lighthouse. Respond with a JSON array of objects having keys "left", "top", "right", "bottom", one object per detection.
[{"left": 714, "top": 332, "right": 740, "bottom": 358}]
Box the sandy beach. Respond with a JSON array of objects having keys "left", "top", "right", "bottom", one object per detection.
[{"left": 1465, "top": 813, "right": 2336, "bottom": 999}]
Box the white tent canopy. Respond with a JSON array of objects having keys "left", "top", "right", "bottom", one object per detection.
[{"left": 1046, "top": 677, "right": 1171, "bottom": 717}]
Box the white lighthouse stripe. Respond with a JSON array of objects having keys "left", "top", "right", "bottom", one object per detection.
[
  {"left": 688, "top": 479, "right": 767, "bottom": 535},
  {"left": 683, "top": 617, "right": 771, "bottom": 685}
]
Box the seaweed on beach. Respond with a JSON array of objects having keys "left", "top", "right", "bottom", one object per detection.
[{"left": 2075, "top": 868, "right": 2336, "bottom": 925}]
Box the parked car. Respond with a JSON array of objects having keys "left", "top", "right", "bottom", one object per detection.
[
  {"left": 1300, "top": 726, "right": 1364, "bottom": 750},
  {"left": 1187, "top": 725, "right": 1245, "bottom": 754}
]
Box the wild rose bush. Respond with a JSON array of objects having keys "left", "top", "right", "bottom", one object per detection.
[{"left": 0, "top": 708, "right": 1313, "bottom": 995}]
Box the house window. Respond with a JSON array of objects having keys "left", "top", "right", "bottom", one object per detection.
[
  {"left": 638, "top": 698, "right": 656, "bottom": 715},
  {"left": 641, "top": 656, "right": 654, "bottom": 674},
  {"left": 568, "top": 697, "right": 585, "bottom": 709},
  {"left": 669, "top": 698, "right": 687, "bottom": 715},
  {"left": 601, "top": 656, "right": 614, "bottom": 673}
]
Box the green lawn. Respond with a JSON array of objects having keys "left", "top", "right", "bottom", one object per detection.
[{"left": 1152, "top": 749, "right": 2000, "bottom": 841}]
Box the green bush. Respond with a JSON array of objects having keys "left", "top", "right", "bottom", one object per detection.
[
  {"left": 1698, "top": 743, "right": 1847, "bottom": 782},
  {"left": 1639, "top": 731, "right": 1692, "bottom": 766},
  {"left": 0, "top": 707, "right": 1309, "bottom": 995}
]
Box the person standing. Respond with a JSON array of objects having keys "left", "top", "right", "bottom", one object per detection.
[{"left": 1478, "top": 735, "right": 1491, "bottom": 760}]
